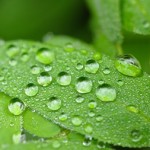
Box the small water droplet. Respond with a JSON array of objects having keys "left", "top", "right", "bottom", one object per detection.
[
  {"left": 21, "top": 53, "right": 29, "bottom": 62},
  {"left": 75, "top": 96, "right": 84, "bottom": 103},
  {"left": 37, "top": 72, "right": 52, "bottom": 86},
  {"left": 103, "top": 68, "right": 110, "bottom": 74},
  {"left": 71, "top": 116, "right": 82, "bottom": 126},
  {"left": 88, "top": 111, "right": 95, "bottom": 117},
  {"left": 59, "top": 113, "right": 68, "bottom": 121},
  {"left": 93, "top": 52, "right": 101, "bottom": 60},
  {"left": 84, "top": 124, "right": 93, "bottom": 134},
  {"left": 96, "top": 84, "right": 116, "bottom": 102},
  {"left": 47, "top": 97, "right": 62, "bottom": 111},
  {"left": 127, "top": 105, "right": 139, "bottom": 113},
  {"left": 97, "top": 141, "right": 107, "bottom": 149},
  {"left": 76, "top": 77, "right": 92, "bottom": 94},
  {"left": 44, "top": 65, "right": 52, "bottom": 72},
  {"left": 25, "top": 83, "right": 39, "bottom": 97},
  {"left": 83, "top": 135, "right": 92, "bottom": 146},
  {"left": 88, "top": 101, "right": 97, "bottom": 109},
  {"left": 117, "top": 80, "right": 124, "bottom": 86},
  {"left": 96, "top": 115, "right": 103, "bottom": 122},
  {"left": 85, "top": 60, "right": 99, "bottom": 74},
  {"left": 52, "top": 140, "right": 61, "bottom": 148},
  {"left": 31, "top": 65, "right": 41, "bottom": 74},
  {"left": 131, "top": 130, "right": 142, "bottom": 142},
  {"left": 9, "top": 59, "right": 17, "bottom": 66},
  {"left": 42, "top": 32, "right": 54, "bottom": 42},
  {"left": 98, "top": 80, "right": 104, "bottom": 85},
  {"left": 10, "top": 122, "right": 14, "bottom": 127},
  {"left": 6, "top": 45, "right": 19, "bottom": 58},
  {"left": 36, "top": 48, "right": 55, "bottom": 64},
  {"left": 115, "top": 55, "right": 141, "bottom": 77},
  {"left": 57, "top": 72, "right": 71, "bottom": 86},
  {"left": 76, "top": 63, "right": 83, "bottom": 70},
  {"left": 8, "top": 98, "right": 25, "bottom": 115},
  {"left": 64, "top": 43, "right": 74, "bottom": 52}
]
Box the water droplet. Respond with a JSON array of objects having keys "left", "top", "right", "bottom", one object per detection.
[
  {"left": 8, "top": 98, "right": 25, "bottom": 115},
  {"left": 37, "top": 72, "right": 52, "bottom": 86},
  {"left": 88, "top": 111, "right": 95, "bottom": 117},
  {"left": 52, "top": 140, "right": 61, "bottom": 148},
  {"left": 131, "top": 130, "right": 142, "bottom": 142},
  {"left": 83, "top": 135, "right": 92, "bottom": 146},
  {"left": 84, "top": 124, "right": 93, "bottom": 134},
  {"left": 9, "top": 59, "right": 17, "bottom": 66},
  {"left": 76, "top": 77, "right": 92, "bottom": 93},
  {"left": 117, "top": 80, "right": 124, "bottom": 86},
  {"left": 25, "top": 83, "right": 38, "bottom": 97},
  {"left": 36, "top": 48, "right": 55, "bottom": 64},
  {"left": 42, "top": 32, "right": 54, "bottom": 42},
  {"left": 85, "top": 60, "right": 99, "bottom": 74},
  {"left": 21, "top": 53, "right": 29, "bottom": 62},
  {"left": 76, "top": 63, "right": 83, "bottom": 70},
  {"left": 97, "top": 141, "right": 107, "bottom": 148},
  {"left": 93, "top": 52, "right": 101, "bottom": 60},
  {"left": 57, "top": 72, "right": 71, "bottom": 86},
  {"left": 96, "top": 115, "right": 103, "bottom": 122},
  {"left": 64, "top": 43, "right": 74, "bottom": 52},
  {"left": 47, "top": 97, "right": 62, "bottom": 111},
  {"left": 31, "top": 65, "right": 41, "bottom": 74},
  {"left": 12, "top": 133, "right": 26, "bottom": 144},
  {"left": 103, "top": 68, "right": 110, "bottom": 74},
  {"left": 96, "top": 84, "right": 116, "bottom": 102},
  {"left": 75, "top": 96, "right": 84, "bottom": 103},
  {"left": 6, "top": 45, "right": 19, "bottom": 58},
  {"left": 59, "top": 113, "right": 68, "bottom": 121},
  {"left": 88, "top": 101, "right": 97, "bottom": 109},
  {"left": 44, "top": 65, "right": 52, "bottom": 72},
  {"left": 98, "top": 80, "right": 104, "bottom": 85},
  {"left": 115, "top": 55, "right": 141, "bottom": 77},
  {"left": 127, "top": 105, "right": 139, "bottom": 113},
  {"left": 71, "top": 116, "right": 82, "bottom": 126}
]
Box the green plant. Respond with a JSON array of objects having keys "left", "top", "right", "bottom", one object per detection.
[{"left": 0, "top": 0, "right": 150, "bottom": 150}]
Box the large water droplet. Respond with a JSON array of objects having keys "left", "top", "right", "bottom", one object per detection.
[
  {"left": 71, "top": 116, "right": 82, "bottom": 126},
  {"left": 57, "top": 72, "right": 71, "bottom": 86},
  {"left": 131, "top": 130, "right": 142, "bottom": 142},
  {"left": 37, "top": 72, "right": 52, "bottom": 86},
  {"left": 115, "top": 55, "right": 141, "bottom": 77},
  {"left": 31, "top": 65, "right": 41, "bottom": 74},
  {"left": 85, "top": 60, "right": 99, "bottom": 74},
  {"left": 84, "top": 124, "right": 93, "bottom": 134},
  {"left": 8, "top": 98, "right": 25, "bottom": 115},
  {"left": 25, "top": 83, "right": 39, "bottom": 97},
  {"left": 75, "top": 96, "right": 84, "bottom": 103},
  {"left": 6, "top": 45, "right": 19, "bottom": 58},
  {"left": 96, "top": 84, "right": 116, "bottom": 102},
  {"left": 36, "top": 48, "right": 55, "bottom": 64},
  {"left": 76, "top": 77, "right": 92, "bottom": 94},
  {"left": 47, "top": 97, "right": 62, "bottom": 111}
]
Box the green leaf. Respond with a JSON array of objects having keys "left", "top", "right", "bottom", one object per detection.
[
  {"left": 0, "top": 40, "right": 150, "bottom": 148},
  {"left": 122, "top": 0, "right": 150, "bottom": 35},
  {"left": 0, "top": 92, "right": 21, "bottom": 146}
]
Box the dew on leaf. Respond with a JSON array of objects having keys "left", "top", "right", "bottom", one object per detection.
[
  {"left": 96, "top": 115, "right": 103, "bottom": 122},
  {"left": 96, "top": 84, "right": 116, "bottom": 102},
  {"left": 57, "top": 72, "right": 71, "bottom": 86},
  {"left": 84, "top": 124, "right": 93, "bottom": 134},
  {"left": 64, "top": 43, "right": 74, "bottom": 52},
  {"left": 44, "top": 65, "right": 52, "bottom": 72},
  {"left": 6, "top": 45, "right": 19, "bottom": 58},
  {"left": 93, "top": 52, "right": 101, "bottom": 60},
  {"left": 59, "top": 113, "right": 68, "bottom": 121},
  {"left": 71, "top": 116, "right": 82, "bottom": 126},
  {"left": 88, "top": 111, "right": 95, "bottom": 117},
  {"left": 8, "top": 98, "right": 25, "bottom": 115},
  {"left": 127, "top": 105, "right": 139, "bottom": 113},
  {"left": 25, "top": 83, "right": 39, "bottom": 97},
  {"left": 12, "top": 132, "right": 26, "bottom": 144},
  {"left": 47, "top": 97, "right": 62, "bottom": 111},
  {"left": 31, "top": 65, "right": 41, "bottom": 74},
  {"left": 76, "top": 77, "right": 92, "bottom": 94},
  {"left": 36, "top": 48, "right": 55, "bottom": 64},
  {"left": 98, "top": 80, "right": 104, "bottom": 85},
  {"left": 131, "top": 130, "right": 142, "bottom": 142},
  {"left": 97, "top": 141, "right": 107, "bottom": 149},
  {"left": 21, "top": 53, "right": 29, "bottom": 62},
  {"left": 117, "top": 80, "right": 124, "bottom": 86},
  {"left": 115, "top": 55, "right": 142, "bottom": 77},
  {"left": 75, "top": 96, "right": 84, "bottom": 103},
  {"left": 76, "top": 63, "right": 83, "bottom": 70},
  {"left": 37, "top": 72, "right": 52, "bottom": 87},
  {"left": 103, "top": 68, "right": 110, "bottom": 75},
  {"left": 88, "top": 101, "right": 97, "bottom": 109},
  {"left": 85, "top": 59, "right": 99, "bottom": 74}
]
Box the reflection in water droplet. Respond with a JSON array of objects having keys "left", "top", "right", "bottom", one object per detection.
[
  {"left": 127, "top": 105, "right": 139, "bottom": 113},
  {"left": 85, "top": 60, "right": 99, "bottom": 74},
  {"left": 25, "top": 83, "right": 38, "bottom": 97},
  {"left": 115, "top": 55, "right": 141, "bottom": 77},
  {"left": 75, "top": 96, "right": 84, "bottom": 103},
  {"left": 131, "top": 130, "right": 142, "bottom": 142},
  {"left": 103, "top": 68, "right": 110, "bottom": 75},
  {"left": 84, "top": 124, "right": 93, "bottom": 134},
  {"left": 31, "top": 65, "right": 41, "bottom": 74},
  {"left": 64, "top": 43, "right": 74, "bottom": 52},
  {"left": 44, "top": 65, "right": 52, "bottom": 72},
  {"left": 36, "top": 48, "right": 55, "bottom": 64},
  {"left": 57, "top": 72, "right": 71, "bottom": 86},
  {"left": 88, "top": 101, "right": 97, "bottom": 109},
  {"left": 76, "top": 63, "right": 83, "bottom": 70},
  {"left": 47, "top": 97, "right": 62, "bottom": 111},
  {"left": 76, "top": 77, "right": 92, "bottom": 93},
  {"left": 117, "top": 80, "right": 124, "bottom": 86},
  {"left": 8, "top": 98, "right": 25, "bottom": 115},
  {"left": 59, "top": 113, "right": 68, "bottom": 121},
  {"left": 71, "top": 116, "right": 82, "bottom": 126},
  {"left": 96, "top": 84, "right": 116, "bottom": 102},
  {"left": 37, "top": 72, "right": 52, "bottom": 86}
]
